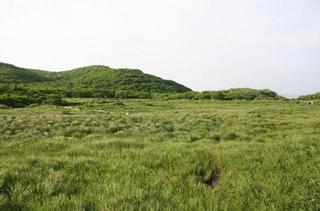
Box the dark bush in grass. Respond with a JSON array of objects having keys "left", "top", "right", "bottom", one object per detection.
[
  {"left": 0, "top": 94, "right": 41, "bottom": 108},
  {"left": 225, "top": 132, "right": 240, "bottom": 140},
  {"left": 211, "top": 133, "right": 221, "bottom": 142},
  {"left": 45, "top": 96, "right": 70, "bottom": 106}
]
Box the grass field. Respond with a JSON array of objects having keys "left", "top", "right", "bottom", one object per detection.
[{"left": 0, "top": 99, "right": 319, "bottom": 210}]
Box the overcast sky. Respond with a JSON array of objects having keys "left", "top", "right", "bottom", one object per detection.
[{"left": 1, "top": 0, "right": 319, "bottom": 97}]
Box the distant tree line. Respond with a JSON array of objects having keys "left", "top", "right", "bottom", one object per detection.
[
  {"left": 0, "top": 85, "right": 286, "bottom": 108},
  {"left": 298, "top": 92, "right": 320, "bottom": 100},
  {"left": 153, "top": 89, "right": 282, "bottom": 100}
]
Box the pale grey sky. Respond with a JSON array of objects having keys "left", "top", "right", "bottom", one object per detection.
[{"left": 1, "top": 0, "right": 319, "bottom": 97}]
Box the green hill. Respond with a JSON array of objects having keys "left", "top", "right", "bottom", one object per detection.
[
  {"left": 0, "top": 63, "right": 191, "bottom": 93},
  {"left": 0, "top": 62, "right": 286, "bottom": 107},
  {"left": 298, "top": 92, "right": 320, "bottom": 100},
  {"left": 0, "top": 62, "right": 54, "bottom": 83}
]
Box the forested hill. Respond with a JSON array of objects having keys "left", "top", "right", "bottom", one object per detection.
[
  {"left": 0, "top": 62, "right": 288, "bottom": 108},
  {"left": 298, "top": 92, "right": 320, "bottom": 100},
  {"left": 0, "top": 62, "right": 191, "bottom": 93}
]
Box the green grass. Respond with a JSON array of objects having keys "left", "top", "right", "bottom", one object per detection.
[{"left": 0, "top": 99, "right": 319, "bottom": 210}]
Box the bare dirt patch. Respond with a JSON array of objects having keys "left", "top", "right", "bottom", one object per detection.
[{"left": 201, "top": 168, "right": 221, "bottom": 187}]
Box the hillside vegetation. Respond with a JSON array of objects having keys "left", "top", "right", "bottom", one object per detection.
[
  {"left": 0, "top": 62, "right": 194, "bottom": 107},
  {"left": 0, "top": 63, "right": 287, "bottom": 107},
  {"left": 0, "top": 62, "right": 191, "bottom": 93},
  {"left": 155, "top": 88, "right": 283, "bottom": 100},
  {"left": 0, "top": 63, "right": 53, "bottom": 83},
  {"left": 298, "top": 92, "right": 320, "bottom": 100}
]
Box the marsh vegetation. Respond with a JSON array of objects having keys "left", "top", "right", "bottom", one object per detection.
[{"left": 0, "top": 99, "right": 319, "bottom": 210}]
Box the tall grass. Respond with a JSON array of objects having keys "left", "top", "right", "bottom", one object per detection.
[{"left": 0, "top": 99, "right": 319, "bottom": 210}]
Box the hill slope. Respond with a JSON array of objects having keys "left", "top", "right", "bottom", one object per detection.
[
  {"left": 0, "top": 62, "right": 54, "bottom": 83},
  {"left": 298, "top": 92, "right": 320, "bottom": 100},
  {"left": 0, "top": 63, "right": 191, "bottom": 93}
]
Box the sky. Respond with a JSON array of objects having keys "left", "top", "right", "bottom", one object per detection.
[{"left": 0, "top": 0, "right": 319, "bottom": 97}]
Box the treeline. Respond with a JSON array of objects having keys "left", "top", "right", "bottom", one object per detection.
[
  {"left": 0, "top": 94, "right": 69, "bottom": 108},
  {"left": 0, "top": 85, "right": 70, "bottom": 108},
  {"left": 0, "top": 85, "right": 285, "bottom": 108},
  {"left": 0, "top": 85, "right": 152, "bottom": 107},
  {"left": 0, "top": 84, "right": 152, "bottom": 99},
  {"left": 153, "top": 88, "right": 282, "bottom": 100}
]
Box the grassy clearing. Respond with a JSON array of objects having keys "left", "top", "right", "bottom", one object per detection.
[{"left": 0, "top": 99, "right": 319, "bottom": 210}]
